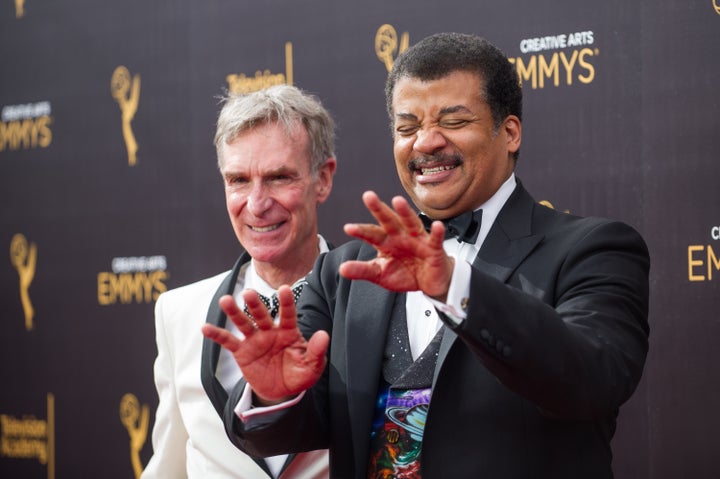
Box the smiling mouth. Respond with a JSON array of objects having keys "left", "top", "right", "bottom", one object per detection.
[
  {"left": 409, "top": 154, "right": 462, "bottom": 176},
  {"left": 419, "top": 164, "right": 457, "bottom": 175},
  {"left": 249, "top": 223, "right": 282, "bottom": 233}
]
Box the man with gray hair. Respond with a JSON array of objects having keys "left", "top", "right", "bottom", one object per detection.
[{"left": 143, "top": 85, "right": 336, "bottom": 478}]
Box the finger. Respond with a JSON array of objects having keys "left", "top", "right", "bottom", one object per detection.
[
  {"left": 343, "top": 222, "right": 387, "bottom": 245},
  {"left": 391, "top": 196, "right": 425, "bottom": 237},
  {"left": 219, "top": 294, "right": 257, "bottom": 337},
  {"left": 275, "top": 285, "right": 299, "bottom": 330},
  {"left": 201, "top": 323, "right": 242, "bottom": 352},
  {"left": 361, "top": 191, "right": 404, "bottom": 237},
  {"left": 241, "top": 290, "right": 274, "bottom": 330},
  {"left": 338, "top": 260, "right": 382, "bottom": 283},
  {"left": 306, "top": 330, "right": 330, "bottom": 373},
  {"left": 428, "top": 220, "right": 447, "bottom": 249}
]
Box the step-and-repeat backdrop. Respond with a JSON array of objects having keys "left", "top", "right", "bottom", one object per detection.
[{"left": 1, "top": 1, "right": 718, "bottom": 477}]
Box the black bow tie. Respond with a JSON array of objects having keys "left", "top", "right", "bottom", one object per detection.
[
  {"left": 243, "top": 280, "right": 306, "bottom": 319},
  {"left": 420, "top": 209, "right": 482, "bottom": 244}
]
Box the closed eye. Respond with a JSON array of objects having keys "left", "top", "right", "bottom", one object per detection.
[
  {"left": 396, "top": 124, "right": 420, "bottom": 136},
  {"left": 438, "top": 118, "right": 473, "bottom": 129}
]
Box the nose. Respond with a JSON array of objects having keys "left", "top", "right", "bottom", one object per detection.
[
  {"left": 246, "top": 182, "right": 273, "bottom": 216},
  {"left": 413, "top": 126, "right": 448, "bottom": 154}
]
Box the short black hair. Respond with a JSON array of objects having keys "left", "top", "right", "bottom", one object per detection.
[{"left": 385, "top": 32, "right": 522, "bottom": 132}]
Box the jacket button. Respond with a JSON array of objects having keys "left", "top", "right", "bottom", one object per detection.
[{"left": 480, "top": 329, "right": 495, "bottom": 346}]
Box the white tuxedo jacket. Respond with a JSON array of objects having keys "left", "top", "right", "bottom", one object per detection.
[{"left": 142, "top": 259, "right": 329, "bottom": 479}]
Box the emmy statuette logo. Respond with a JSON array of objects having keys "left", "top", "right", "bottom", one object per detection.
[
  {"left": 10, "top": 233, "right": 36, "bottom": 331},
  {"left": 375, "top": 24, "right": 409, "bottom": 72},
  {"left": 15, "top": 0, "right": 25, "bottom": 17},
  {"left": 714, "top": 0, "right": 720, "bottom": 14},
  {"left": 111, "top": 66, "right": 141, "bottom": 166},
  {"left": 120, "top": 393, "right": 149, "bottom": 479}
]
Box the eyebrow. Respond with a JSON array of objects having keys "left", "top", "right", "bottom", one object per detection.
[
  {"left": 262, "top": 165, "right": 294, "bottom": 175},
  {"left": 224, "top": 165, "right": 299, "bottom": 179},
  {"left": 438, "top": 105, "right": 473, "bottom": 115}
]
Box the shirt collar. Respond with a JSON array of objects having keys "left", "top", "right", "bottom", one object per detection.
[{"left": 473, "top": 173, "right": 516, "bottom": 249}]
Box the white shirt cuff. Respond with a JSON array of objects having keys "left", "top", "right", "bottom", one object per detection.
[
  {"left": 426, "top": 259, "right": 471, "bottom": 326},
  {"left": 235, "top": 383, "right": 305, "bottom": 422}
]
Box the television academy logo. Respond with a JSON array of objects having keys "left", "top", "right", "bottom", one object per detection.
[
  {"left": 226, "top": 42, "right": 294, "bottom": 94},
  {"left": 0, "top": 394, "right": 55, "bottom": 476}
]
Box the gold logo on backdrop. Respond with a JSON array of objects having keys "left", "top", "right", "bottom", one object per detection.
[
  {"left": 714, "top": 0, "right": 720, "bottom": 14},
  {"left": 0, "top": 101, "right": 53, "bottom": 152},
  {"left": 111, "top": 66, "right": 141, "bottom": 166},
  {"left": 0, "top": 394, "right": 55, "bottom": 479},
  {"left": 538, "top": 200, "right": 570, "bottom": 214},
  {"left": 375, "top": 24, "right": 409, "bottom": 72},
  {"left": 97, "top": 255, "right": 168, "bottom": 305},
  {"left": 15, "top": 0, "right": 25, "bottom": 18},
  {"left": 226, "top": 42, "right": 294, "bottom": 94},
  {"left": 688, "top": 226, "right": 720, "bottom": 282},
  {"left": 10, "top": 233, "right": 36, "bottom": 331},
  {"left": 120, "top": 393, "right": 149, "bottom": 479},
  {"left": 510, "top": 31, "right": 598, "bottom": 89}
]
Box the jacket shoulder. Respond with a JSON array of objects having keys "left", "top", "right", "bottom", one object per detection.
[{"left": 156, "top": 270, "right": 231, "bottom": 312}]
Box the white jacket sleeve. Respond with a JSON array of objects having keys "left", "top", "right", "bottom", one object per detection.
[{"left": 141, "top": 293, "right": 188, "bottom": 479}]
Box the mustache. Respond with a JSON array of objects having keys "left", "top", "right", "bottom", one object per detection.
[{"left": 407, "top": 153, "right": 463, "bottom": 172}]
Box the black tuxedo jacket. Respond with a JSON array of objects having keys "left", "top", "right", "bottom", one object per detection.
[{"left": 224, "top": 181, "right": 650, "bottom": 479}]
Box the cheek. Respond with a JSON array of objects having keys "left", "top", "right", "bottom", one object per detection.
[
  {"left": 279, "top": 188, "right": 311, "bottom": 215},
  {"left": 225, "top": 190, "right": 246, "bottom": 215},
  {"left": 394, "top": 137, "right": 413, "bottom": 157},
  {"left": 394, "top": 144, "right": 410, "bottom": 173}
]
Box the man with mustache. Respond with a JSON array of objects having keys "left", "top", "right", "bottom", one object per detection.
[{"left": 204, "top": 33, "right": 650, "bottom": 478}]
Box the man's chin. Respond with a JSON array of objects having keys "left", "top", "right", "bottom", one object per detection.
[
  {"left": 411, "top": 191, "right": 460, "bottom": 217},
  {"left": 243, "top": 244, "right": 287, "bottom": 263}
]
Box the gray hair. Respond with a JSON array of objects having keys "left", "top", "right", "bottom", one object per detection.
[{"left": 214, "top": 85, "right": 336, "bottom": 173}]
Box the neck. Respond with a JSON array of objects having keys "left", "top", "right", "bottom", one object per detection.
[{"left": 253, "top": 238, "right": 320, "bottom": 289}]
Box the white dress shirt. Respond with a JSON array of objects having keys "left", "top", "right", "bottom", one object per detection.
[{"left": 408, "top": 173, "right": 517, "bottom": 358}]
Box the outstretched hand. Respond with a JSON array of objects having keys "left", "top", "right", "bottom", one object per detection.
[
  {"left": 201, "top": 286, "right": 329, "bottom": 405},
  {"left": 339, "top": 191, "right": 454, "bottom": 300}
]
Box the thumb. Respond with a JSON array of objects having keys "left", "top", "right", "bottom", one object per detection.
[{"left": 306, "top": 330, "right": 330, "bottom": 373}]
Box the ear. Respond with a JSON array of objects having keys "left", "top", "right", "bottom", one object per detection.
[
  {"left": 503, "top": 115, "right": 522, "bottom": 155},
  {"left": 315, "top": 157, "right": 337, "bottom": 204}
]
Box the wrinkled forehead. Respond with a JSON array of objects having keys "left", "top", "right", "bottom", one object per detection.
[{"left": 391, "top": 72, "right": 487, "bottom": 118}]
